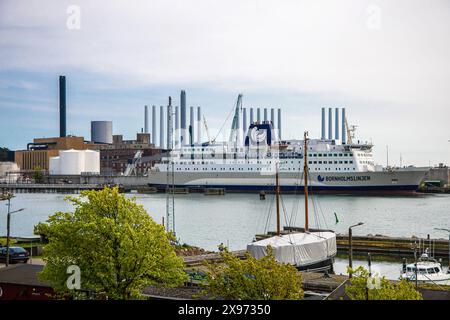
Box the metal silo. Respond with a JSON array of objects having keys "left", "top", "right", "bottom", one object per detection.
[{"left": 91, "top": 121, "right": 113, "bottom": 144}]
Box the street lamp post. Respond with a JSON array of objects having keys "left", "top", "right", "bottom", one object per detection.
[
  {"left": 349, "top": 222, "right": 364, "bottom": 278},
  {"left": 434, "top": 228, "right": 450, "bottom": 272},
  {"left": 4, "top": 194, "right": 25, "bottom": 267}
]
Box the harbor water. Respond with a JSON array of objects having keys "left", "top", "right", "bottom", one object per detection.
[{"left": 2, "top": 192, "right": 450, "bottom": 279}]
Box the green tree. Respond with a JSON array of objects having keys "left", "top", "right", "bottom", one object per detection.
[
  {"left": 38, "top": 187, "right": 187, "bottom": 299},
  {"left": 32, "top": 166, "right": 44, "bottom": 183},
  {"left": 205, "top": 247, "right": 304, "bottom": 300},
  {"left": 345, "top": 266, "right": 422, "bottom": 300}
]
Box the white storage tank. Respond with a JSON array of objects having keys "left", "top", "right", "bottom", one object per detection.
[
  {"left": 59, "top": 149, "right": 84, "bottom": 175},
  {"left": 83, "top": 150, "right": 100, "bottom": 174},
  {"left": 49, "top": 156, "right": 60, "bottom": 175},
  {"left": 91, "top": 121, "right": 113, "bottom": 144}
]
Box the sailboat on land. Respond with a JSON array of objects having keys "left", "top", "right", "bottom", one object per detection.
[{"left": 247, "top": 132, "right": 337, "bottom": 272}]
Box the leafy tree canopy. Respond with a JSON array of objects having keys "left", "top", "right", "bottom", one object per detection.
[
  {"left": 38, "top": 187, "right": 187, "bottom": 299},
  {"left": 205, "top": 247, "right": 304, "bottom": 300},
  {"left": 345, "top": 266, "right": 422, "bottom": 300}
]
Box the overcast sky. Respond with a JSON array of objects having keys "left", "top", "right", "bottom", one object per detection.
[{"left": 0, "top": 0, "right": 449, "bottom": 166}]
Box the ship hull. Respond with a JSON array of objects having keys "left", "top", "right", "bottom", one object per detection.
[{"left": 148, "top": 169, "right": 428, "bottom": 195}]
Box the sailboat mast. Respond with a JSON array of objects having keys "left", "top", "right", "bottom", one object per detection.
[
  {"left": 276, "top": 163, "right": 281, "bottom": 236},
  {"left": 303, "top": 131, "right": 309, "bottom": 232}
]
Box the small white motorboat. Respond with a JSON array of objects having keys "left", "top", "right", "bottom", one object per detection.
[{"left": 400, "top": 250, "right": 450, "bottom": 285}]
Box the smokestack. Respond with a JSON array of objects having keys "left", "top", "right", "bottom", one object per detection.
[
  {"left": 250, "top": 108, "right": 254, "bottom": 124},
  {"left": 242, "top": 107, "right": 247, "bottom": 139},
  {"left": 152, "top": 105, "right": 156, "bottom": 145},
  {"left": 264, "top": 108, "right": 268, "bottom": 122},
  {"left": 175, "top": 106, "right": 179, "bottom": 147},
  {"left": 271, "top": 108, "right": 275, "bottom": 126},
  {"left": 342, "top": 108, "right": 346, "bottom": 144},
  {"left": 160, "top": 105, "right": 165, "bottom": 149},
  {"left": 277, "top": 108, "right": 282, "bottom": 140},
  {"left": 59, "top": 75, "right": 66, "bottom": 137},
  {"left": 144, "top": 105, "right": 148, "bottom": 133},
  {"left": 190, "top": 106, "right": 194, "bottom": 144},
  {"left": 328, "top": 108, "right": 333, "bottom": 140},
  {"left": 180, "top": 90, "right": 186, "bottom": 145},
  {"left": 257, "top": 108, "right": 261, "bottom": 122},
  {"left": 197, "top": 106, "right": 201, "bottom": 144},
  {"left": 321, "top": 108, "right": 325, "bottom": 140},
  {"left": 167, "top": 98, "right": 173, "bottom": 150},
  {"left": 335, "top": 108, "right": 340, "bottom": 140}
]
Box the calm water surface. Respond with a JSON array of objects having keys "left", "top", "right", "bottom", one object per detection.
[{"left": 2, "top": 192, "right": 450, "bottom": 279}]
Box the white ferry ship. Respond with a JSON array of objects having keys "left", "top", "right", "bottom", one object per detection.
[{"left": 147, "top": 106, "right": 428, "bottom": 194}]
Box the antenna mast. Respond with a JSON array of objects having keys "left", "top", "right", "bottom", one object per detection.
[
  {"left": 276, "top": 163, "right": 281, "bottom": 236},
  {"left": 303, "top": 131, "right": 309, "bottom": 232},
  {"left": 166, "top": 96, "right": 175, "bottom": 236}
]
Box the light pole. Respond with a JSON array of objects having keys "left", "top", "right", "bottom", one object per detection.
[
  {"left": 4, "top": 194, "right": 25, "bottom": 267},
  {"left": 349, "top": 222, "right": 364, "bottom": 278},
  {"left": 434, "top": 228, "right": 450, "bottom": 273}
]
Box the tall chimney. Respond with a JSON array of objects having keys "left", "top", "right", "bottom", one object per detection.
[
  {"left": 160, "top": 105, "right": 165, "bottom": 149},
  {"left": 59, "top": 75, "right": 66, "bottom": 137},
  {"left": 277, "top": 108, "right": 282, "bottom": 140},
  {"left": 152, "top": 105, "right": 156, "bottom": 145},
  {"left": 144, "top": 105, "right": 148, "bottom": 133},
  {"left": 197, "top": 106, "right": 201, "bottom": 144},
  {"left": 175, "top": 106, "right": 179, "bottom": 147},
  {"left": 321, "top": 107, "right": 325, "bottom": 140},
  {"left": 335, "top": 107, "right": 339, "bottom": 140},
  {"left": 250, "top": 108, "right": 254, "bottom": 124},
  {"left": 270, "top": 108, "right": 275, "bottom": 126},
  {"left": 242, "top": 107, "right": 247, "bottom": 139},
  {"left": 328, "top": 107, "right": 333, "bottom": 140},
  {"left": 167, "top": 99, "right": 172, "bottom": 150},
  {"left": 257, "top": 108, "right": 261, "bottom": 122},
  {"left": 190, "top": 106, "right": 194, "bottom": 144},
  {"left": 264, "top": 108, "right": 268, "bottom": 122},
  {"left": 180, "top": 90, "right": 186, "bottom": 145},
  {"left": 342, "top": 108, "right": 346, "bottom": 144}
]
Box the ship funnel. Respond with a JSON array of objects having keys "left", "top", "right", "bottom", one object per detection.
[
  {"left": 335, "top": 107, "right": 339, "bottom": 140},
  {"left": 160, "top": 105, "right": 165, "bottom": 148},
  {"left": 197, "top": 106, "right": 201, "bottom": 144},
  {"left": 180, "top": 90, "right": 186, "bottom": 145},
  {"left": 190, "top": 106, "right": 194, "bottom": 144},
  {"left": 144, "top": 105, "right": 148, "bottom": 133},
  {"left": 152, "top": 105, "right": 156, "bottom": 145},
  {"left": 342, "top": 108, "right": 346, "bottom": 144},
  {"left": 277, "top": 108, "right": 282, "bottom": 140},
  {"left": 321, "top": 107, "right": 325, "bottom": 140},
  {"left": 328, "top": 107, "right": 333, "bottom": 140}
]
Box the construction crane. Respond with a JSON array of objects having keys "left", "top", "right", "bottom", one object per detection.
[
  {"left": 203, "top": 114, "right": 212, "bottom": 144},
  {"left": 123, "top": 150, "right": 143, "bottom": 176},
  {"left": 345, "top": 117, "right": 357, "bottom": 145},
  {"left": 228, "top": 94, "right": 243, "bottom": 143}
]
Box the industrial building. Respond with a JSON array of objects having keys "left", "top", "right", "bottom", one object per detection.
[
  {"left": 15, "top": 136, "right": 97, "bottom": 171},
  {"left": 97, "top": 133, "right": 162, "bottom": 175}
]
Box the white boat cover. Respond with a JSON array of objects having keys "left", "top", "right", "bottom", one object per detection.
[{"left": 247, "top": 232, "right": 337, "bottom": 267}]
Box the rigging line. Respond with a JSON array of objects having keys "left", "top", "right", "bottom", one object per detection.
[
  {"left": 263, "top": 177, "right": 277, "bottom": 234},
  {"left": 212, "top": 98, "right": 240, "bottom": 143},
  {"left": 289, "top": 161, "right": 303, "bottom": 226},
  {"left": 280, "top": 193, "right": 289, "bottom": 230},
  {"left": 289, "top": 164, "right": 304, "bottom": 227}
]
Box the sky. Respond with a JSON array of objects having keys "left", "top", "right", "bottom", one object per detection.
[{"left": 0, "top": 0, "right": 449, "bottom": 167}]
